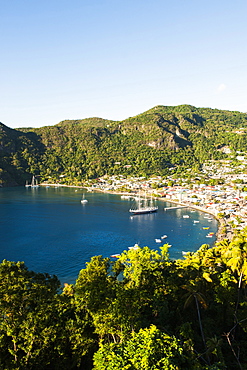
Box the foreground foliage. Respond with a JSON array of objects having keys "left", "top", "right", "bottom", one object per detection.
[{"left": 1, "top": 230, "right": 247, "bottom": 369}]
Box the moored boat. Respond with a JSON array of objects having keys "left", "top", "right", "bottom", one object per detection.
[
  {"left": 129, "top": 192, "right": 158, "bottom": 215},
  {"left": 161, "top": 235, "right": 167, "bottom": 239},
  {"left": 31, "top": 176, "right": 39, "bottom": 188},
  {"left": 81, "top": 194, "right": 88, "bottom": 204},
  {"left": 128, "top": 243, "right": 139, "bottom": 250}
]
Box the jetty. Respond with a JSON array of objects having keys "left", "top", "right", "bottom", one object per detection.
[{"left": 164, "top": 205, "right": 188, "bottom": 211}]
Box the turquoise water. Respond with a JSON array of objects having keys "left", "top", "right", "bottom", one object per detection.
[{"left": 0, "top": 187, "right": 218, "bottom": 285}]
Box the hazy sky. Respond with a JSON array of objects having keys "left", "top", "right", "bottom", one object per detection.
[{"left": 1, "top": 0, "right": 247, "bottom": 128}]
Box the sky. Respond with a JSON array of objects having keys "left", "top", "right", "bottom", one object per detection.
[{"left": 1, "top": 0, "right": 247, "bottom": 128}]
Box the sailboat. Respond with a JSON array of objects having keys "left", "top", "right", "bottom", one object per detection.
[
  {"left": 31, "top": 176, "right": 39, "bottom": 188},
  {"left": 129, "top": 191, "right": 158, "bottom": 215},
  {"left": 81, "top": 194, "right": 88, "bottom": 204},
  {"left": 25, "top": 180, "right": 31, "bottom": 187},
  {"left": 26, "top": 176, "right": 39, "bottom": 188}
]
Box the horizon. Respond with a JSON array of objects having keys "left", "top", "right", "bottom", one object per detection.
[
  {"left": 2, "top": 103, "right": 247, "bottom": 130},
  {"left": 0, "top": 104, "right": 247, "bottom": 130},
  {"left": 1, "top": 0, "right": 247, "bottom": 129}
]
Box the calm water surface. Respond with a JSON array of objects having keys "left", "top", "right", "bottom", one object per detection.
[{"left": 0, "top": 187, "right": 218, "bottom": 284}]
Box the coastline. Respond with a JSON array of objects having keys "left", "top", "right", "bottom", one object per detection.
[
  {"left": 40, "top": 182, "right": 228, "bottom": 245},
  {"left": 158, "top": 198, "right": 229, "bottom": 243}
]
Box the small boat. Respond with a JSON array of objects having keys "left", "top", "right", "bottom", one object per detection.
[
  {"left": 155, "top": 239, "right": 162, "bottom": 243},
  {"left": 203, "top": 227, "right": 210, "bottom": 230},
  {"left": 31, "top": 176, "right": 39, "bottom": 188},
  {"left": 128, "top": 244, "right": 139, "bottom": 250},
  {"left": 25, "top": 176, "right": 39, "bottom": 188},
  {"left": 194, "top": 220, "right": 200, "bottom": 223},
  {"left": 182, "top": 251, "right": 189, "bottom": 255},
  {"left": 111, "top": 254, "right": 121, "bottom": 258},
  {"left": 183, "top": 215, "right": 189, "bottom": 218},
  {"left": 81, "top": 195, "right": 88, "bottom": 204},
  {"left": 161, "top": 235, "right": 167, "bottom": 239}
]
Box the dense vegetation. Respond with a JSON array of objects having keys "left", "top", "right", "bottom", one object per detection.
[
  {"left": 1, "top": 105, "right": 247, "bottom": 186},
  {"left": 1, "top": 104, "right": 247, "bottom": 367},
  {"left": 1, "top": 229, "right": 247, "bottom": 369}
]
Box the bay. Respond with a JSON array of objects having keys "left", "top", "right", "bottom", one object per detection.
[{"left": 0, "top": 186, "right": 218, "bottom": 285}]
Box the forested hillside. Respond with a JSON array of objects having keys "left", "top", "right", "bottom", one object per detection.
[
  {"left": 1, "top": 105, "right": 247, "bottom": 186},
  {"left": 1, "top": 105, "right": 247, "bottom": 369},
  {"left": 1, "top": 232, "right": 247, "bottom": 369}
]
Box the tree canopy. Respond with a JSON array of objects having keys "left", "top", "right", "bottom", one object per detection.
[
  {"left": 1, "top": 105, "right": 247, "bottom": 186},
  {"left": 1, "top": 229, "right": 247, "bottom": 369}
]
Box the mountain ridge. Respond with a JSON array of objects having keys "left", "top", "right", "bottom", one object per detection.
[{"left": 1, "top": 104, "right": 247, "bottom": 186}]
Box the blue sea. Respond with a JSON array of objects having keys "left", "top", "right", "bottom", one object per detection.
[{"left": 0, "top": 186, "right": 218, "bottom": 285}]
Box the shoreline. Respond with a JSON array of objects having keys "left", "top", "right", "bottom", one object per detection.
[{"left": 40, "top": 183, "right": 228, "bottom": 245}]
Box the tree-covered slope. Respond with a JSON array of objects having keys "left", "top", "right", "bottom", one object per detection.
[
  {"left": 1, "top": 229, "right": 247, "bottom": 369},
  {"left": 0, "top": 123, "right": 45, "bottom": 186},
  {"left": 1, "top": 105, "right": 247, "bottom": 186}
]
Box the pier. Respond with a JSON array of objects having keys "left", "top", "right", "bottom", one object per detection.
[{"left": 164, "top": 205, "right": 188, "bottom": 211}]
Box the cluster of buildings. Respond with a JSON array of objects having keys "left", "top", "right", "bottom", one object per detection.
[
  {"left": 83, "top": 159, "right": 247, "bottom": 240},
  {"left": 42, "top": 157, "right": 247, "bottom": 241}
]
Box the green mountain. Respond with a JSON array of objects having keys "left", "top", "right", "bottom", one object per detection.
[{"left": 1, "top": 105, "right": 247, "bottom": 186}]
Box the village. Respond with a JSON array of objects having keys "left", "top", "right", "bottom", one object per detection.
[{"left": 79, "top": 159, "right": 247, "bottom": 242}]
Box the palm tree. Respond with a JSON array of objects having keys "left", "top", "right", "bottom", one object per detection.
[
  {"left": 182, "top": 282, "right": 210, "bottom": 365},
  {"left": 223, "top": 234, "right": 247, "bottom": 316}
]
